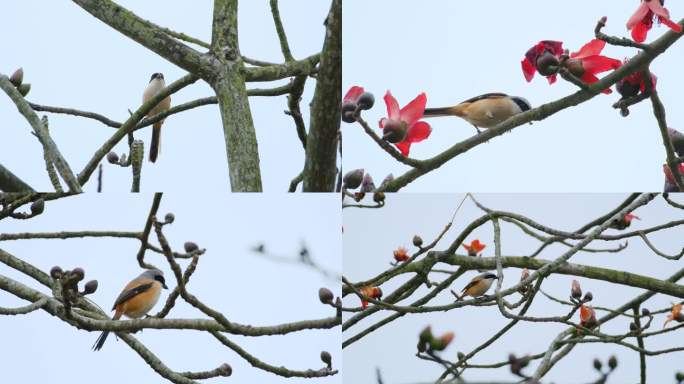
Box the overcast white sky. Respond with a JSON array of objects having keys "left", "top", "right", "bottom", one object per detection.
[
  {"left": 0, "top": 194, "right": 341, "bottom": 383},
  {"left": 343, "top": 0, "right": 684, "bottom": 192},
  {"left": 1, "top": 1, "right": 329, "bottom": 192},
  {"left": 343, "top": 193, "right": 684, "bottom": 383}
]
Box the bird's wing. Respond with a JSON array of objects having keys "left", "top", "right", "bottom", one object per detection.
[
  {"left": 111, "top": 282, "right": 154, "bottom": 310},
  {"left": 460, "top": 92, "right": 509, "bottom": 104},
  {"left": 460, "top": 279, "right": 480, "bottom": 294}
]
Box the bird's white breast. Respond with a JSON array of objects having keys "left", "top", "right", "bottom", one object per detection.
[{"left": 143, "top": 79, "right": 166, "bottom": 103}]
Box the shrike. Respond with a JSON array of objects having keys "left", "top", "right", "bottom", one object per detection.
[
  {"left": 423, "top": 93, "right": 531, "bottom": 133},
  {"left": 92, "top": 269, "right": 168, "bottom": 351},
  {"left": 457, "top": 272, "right": 498, "bottom": 300},
  {"left": 143, "top": 73, "right": 171, "bottom": 163}
]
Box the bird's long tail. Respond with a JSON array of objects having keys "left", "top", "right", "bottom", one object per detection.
[
  {"left": 149, "top": 123, "right": 162, "bottom": 163},
  {"left": 92, "top": 330, "right": 110, "bottom": 351},
  {"left": 423, "top": 105, "right": 466, "bottom": 118},
  {"left": 93, "top": 311, "right": 120, "bottom": 351}
]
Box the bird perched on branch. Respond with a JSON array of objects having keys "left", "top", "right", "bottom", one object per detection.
[
  {"left": 92, "top": 269, "right": 168, "bottom": 351},
  {"left": 455, "top": 272, "right": 498, "bottom": 300},
  {"left": 423, "top": 93, "right": 531, "bottom": 133},
  {"left": 143, "top": 73, "right": 172, "bottom": 163}
]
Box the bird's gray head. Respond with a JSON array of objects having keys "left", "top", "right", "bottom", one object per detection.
[
  {"left": 480, "top": 272, "right": 499, "bottom": 281},
  {"left": 511, "top": 96, "right": 532, "bottom": 112},
  {"left": 149, "top": 73, "right": 164, "bottom": 82},
  {"left": 140, "top": 269, "right": 168, "bottom": 289}
]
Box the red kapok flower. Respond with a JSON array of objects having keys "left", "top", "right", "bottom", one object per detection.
[
  {"left": 567, "top": 39, "right": 622, "bottom": 94},
  {"left": 344, "top": 86, "right": 365, "bottom": 104},
  {"left": 664, "top": 163, "right": 684, "bottom": 184},
  {"left": 360, "top": 286, "right": 383, "bottom": 309},
  {"left": 579, "top": 304, "right": 597, "bottom": 328},
  {"left": 379, "top": 91, "right": 432, "bottom": 156},
  {"left": 393, "top": 246, "right": 410, "bottom": 262},
  {"left": 520, "top": 268, "right": 530, "bottom": 281},
  {"left": 617, "top": 61, "right": 657, "bottom": 99},
  {"left": 521, "top": 40, "right": 564, "bottom": 84},
  {"left": 462, "top": 239, "right": 486, "bottom": 256},
  {"left": 610, "top": 211, "right": 641, "bottom": 230},
  {"left": 664, "top": 303, "right": 683, "bottom": 328},
  {"left": 627, "top": 0, "right": 682, "bottom": 43},
  {"left": 624, "top": 213, "right": 641, "bottom": 223}
]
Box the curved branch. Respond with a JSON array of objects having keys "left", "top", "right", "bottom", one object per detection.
[
  {"left": 0, "top": 75, "right": 81, "bottom": 192},
  {"left": 378, "top": 24, "right": 684, "bottom": 192},
  {"left": 210, "top": 331, "right": 337, "bottom": 378}
]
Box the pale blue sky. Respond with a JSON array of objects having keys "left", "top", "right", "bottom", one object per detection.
[
  {"left": 0, "top": 194, "right": 341, "bottom": 383},
  {"left": 343, "top": 0, "right": 684, "bottom": 192},
  {"left": 1, "top": 1, "right": 329, "bottom": 192},
  {"left": 344, "top": 193, "right": 684, "bottom": 383}
]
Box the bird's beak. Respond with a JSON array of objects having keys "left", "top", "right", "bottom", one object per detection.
[{"left": 162, "top": 283, "right": 169, "bottom": 289}]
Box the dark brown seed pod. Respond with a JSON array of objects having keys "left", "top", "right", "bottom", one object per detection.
[{"left": 318, "top": 287, "right": 334, "bottom": 304}]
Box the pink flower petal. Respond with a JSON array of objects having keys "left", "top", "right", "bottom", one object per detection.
[
  {"left": 378, "top": 117, "right": 388, "bottom": 129},
  {"left": 581, "top": 72, "right": 613, "bottom": 94},
  {"left": 659, "top": 16, "right": 683, "bottom": 33},
  {"left": 383, "top": 90, "right": 400, "bottom": 121},
  {"left": 405, "top": 121, "right": 432, "bottom": 143},
  {"left": 647, "top": 0, "right": 671, "bottom": 20},
  {"left": 521, "top": 58, "right": 536, "bottom": 82},
  {"left": 580, "top": 56, "right": 622, "bottom": 75},
  {"left": 399, "top": 93, "right": 427, "bottom": 126},
  {"left": 664, "top": 163, "right": 684, "bottom": 184},
  {"left": 344, "top": 86, "right": 365, "bottom": 103},
  {"left": 571, "top": 39, "right": 606, "bottom": 59},
  {"left": 631, "top": 19, "right": 652, "bottom": 42},
  {"left": 395, "top": 141, "right": 412, "bottom": 156},
  {"left": 627, "top": 2, "right": 651, "bottom": 29},
  {"left": 545, "top": 40, "right": 565, "bottom": 56}
]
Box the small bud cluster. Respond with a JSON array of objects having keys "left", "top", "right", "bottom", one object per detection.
[
  {"left": 341, "top": 88, "right": 375, "bottom": 124},
  {"left": 592, "top": 355, "right": 618, "bottom": 374},
  {"left": 9, "top": 68, "right": 31, "bottom": 97},
  {"left": 50, "top": 265, "right": 98, "bottom": 310},
  {"left": 342, "top": 169, "right": 393, "bottom": 203},
  {"left": 628, "top": 307, "right": 654, "bottom": 333},
  {"left": 570, "top": 279, "right": 593, "bottom": 306}
]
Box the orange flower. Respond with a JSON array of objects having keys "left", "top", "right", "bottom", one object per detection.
[
  {"left": 393, "top": 246, "right": 410, "bottom": 262},
  {"left": 462, "top": 239, "right": 486, "bottom": 256},
  {"left": 360, "top": 286, "right": 383, "bottom": 309},
  {"left": 440, "top": 332, "right": 455, "bottom": 345},
  {"left": 519, "top": 268, "right": 530, "bottom": 281},
  {"left": 518, "top": 268, "right": 531, "bottom": 294},
  {"left": 664, "top": 303, "right": 683, "bottom": 328},
  {"left": 579, "top": 304, "right": 597, "bottom": 329},
  {"left": 429, "top": 331, "right": 455, "bottom": 351}
]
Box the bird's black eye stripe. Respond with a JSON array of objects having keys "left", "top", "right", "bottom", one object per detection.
[{"left": 155, "top": 275, "right": 166, "bottom": 285}]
